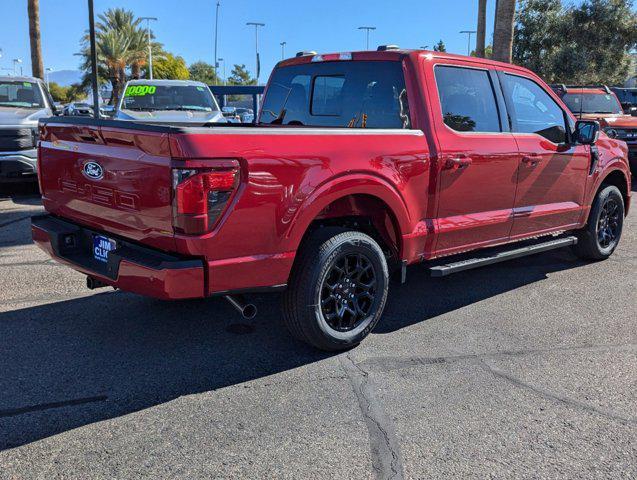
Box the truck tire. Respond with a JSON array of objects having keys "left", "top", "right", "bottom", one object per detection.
[
  {"left": 572, "top": 185, "right": 624, "bottom": 260},
  {"left": 283, "top": 228, "right": 389, "bottom": 351}
]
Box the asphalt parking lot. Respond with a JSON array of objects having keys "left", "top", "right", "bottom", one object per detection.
[{"left": 0, "top": 183, "right": 635, "bottom": 479}]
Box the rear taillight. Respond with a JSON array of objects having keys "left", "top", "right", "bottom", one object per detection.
[{"left": 172, "top": 167, "right": 239, "bottom": 235}]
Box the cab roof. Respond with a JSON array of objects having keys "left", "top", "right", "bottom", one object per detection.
[
  {"left": 0, "top": 75, "right": 43, "bottom": 83},
  {"left": 276, "top": 49, "right": 536, "bottom": 76},
  {"left": 552, "top": 85, "right": 613, "bottom": 95}
]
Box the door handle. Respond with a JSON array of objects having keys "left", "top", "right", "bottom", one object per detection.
[
  {"left": 522, "top": 154, "right": 541, "bottom": 166},
  {"left": 444, "top": 157, "right": 472, "bottom": 170}
]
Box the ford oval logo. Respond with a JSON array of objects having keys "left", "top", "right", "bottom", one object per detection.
[{"left": 83, "top": 161, "right": 104, "bottom": 180}]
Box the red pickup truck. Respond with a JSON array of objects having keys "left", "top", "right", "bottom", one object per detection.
[{"left": 32, "top": 49, "right": 631, "bottom": 350}]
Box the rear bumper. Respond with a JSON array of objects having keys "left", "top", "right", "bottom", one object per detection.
[
  {"left": 31, "top": 215, "right": 205, "bottom": 300},
  {"left": 0, "top": 149, "right": 37, "bottom": 182}
]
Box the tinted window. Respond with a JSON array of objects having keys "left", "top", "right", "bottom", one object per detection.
[
  {"left": 503, "top": 74, "right": 567, "bottom": 143},
  {"left": 0, "top": 81, "right": 46, "bottom": 109},
  {"left": 260, "top": 61, "right": 410, "bottom": 128},
  {"left": 435, "top": 66, "right": 500, "bottom": 133},
  {"left": 562, "top": 93, "right": 622, "bottom": 115},
  {"left": 121, "top": 84, "right": 220, "bottom": 112},
  {"left": 311, "top": 76, "right": 345, "bottom": 116}
]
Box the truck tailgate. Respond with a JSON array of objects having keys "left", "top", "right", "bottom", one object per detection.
[{"left": 39, "top": 120, "right": 176, "bottom": 251}]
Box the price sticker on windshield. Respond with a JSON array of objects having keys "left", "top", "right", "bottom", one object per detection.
[{"left": 125, "top": 85, "right": 157, "bottom": 96}]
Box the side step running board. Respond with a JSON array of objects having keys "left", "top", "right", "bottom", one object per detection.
[{"left": 429, "top": 236, "right": 578, "bottom": 277}]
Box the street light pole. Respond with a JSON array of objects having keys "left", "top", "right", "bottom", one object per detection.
[
  {"left": 140, "top": 17, "right": 158, "bottom": 80},
  {"left": 218, "top": 58, "right": 225, "bottom": 85},
  {"left": 280, "top": 41, "right": 287, "bottom": 60},
  {"left": 358, "top": 26, "right": 376, "bottom": 50},
  {"left": 45, "top": 67, "right": 53, "bottom": 89},
  {"left": 214, "top": 1, "right": 220, "bottom": 81},
  {"left": 246, "top": 22, "right": 265, "bottom": 84},
  {"left": 460, "top": 30, "right": 477, "bottom": 56},
  {"left": 13, "top": 59, "right": 22, "bottom": 76}
]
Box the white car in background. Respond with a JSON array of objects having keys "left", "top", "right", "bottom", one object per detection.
[{"left": 114, "top": 79, "right": 225, "bottom": 126}]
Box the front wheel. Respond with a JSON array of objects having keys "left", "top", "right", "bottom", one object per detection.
[
  {"left": 282, "top": 228, "right": 389, "bottom": 351},
  {"left": 572, "top": 185, "right": 624, "bottom": 260}
]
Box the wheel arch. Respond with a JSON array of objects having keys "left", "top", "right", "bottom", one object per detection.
[
  {"left": 598, "top": 168, "right": 630, "bottom": 215},
  {"left": 285, "top": 175, "right": 411, "bottom": 261}
]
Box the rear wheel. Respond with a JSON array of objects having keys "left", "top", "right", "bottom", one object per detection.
[
  {"left": 573, "top": 185, "right": 624, "bottom": 260},
  {"left": 282, "top": 228, "right": 389, "bottom": 351}
]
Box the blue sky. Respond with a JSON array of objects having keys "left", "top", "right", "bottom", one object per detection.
[{"left": 2, "top": 0, "right": 497, "bottom": 83}]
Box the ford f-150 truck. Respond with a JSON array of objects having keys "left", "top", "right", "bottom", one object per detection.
[
  {"left": 32, "top": 48, "right": 631, "bottom": 350},
  {"left": 0, "top": 76, "right": 57, "bottom": 182},
  {"left": 551, "top": 84, "right": 637, "bottom": 173}
]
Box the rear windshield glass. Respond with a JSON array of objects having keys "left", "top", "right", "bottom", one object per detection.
[
  {"left": 260, "top": 61, "right": 410, "bottom": 128},
  {"left": 562, "top": 93, "right": 622, "bottom": 114},
  {"left": 121, "top": 84, "right": 220, "bottom": 112},
  {"left": 0, "top": 81, "right": 45, "bottom": 109}
]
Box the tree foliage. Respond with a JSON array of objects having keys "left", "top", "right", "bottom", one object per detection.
[
  {"left": 433, "top": 40, "right": 447, "bottom": 52},
  {"left": 514, "top": 0, "right": 637, "bottom": 85},
  {"left": 78, "top": 8, "right": 165, "bottom": 105},
  {"left": 188, "top": 61, "right": 220, "bottom": 85},
  {"left": 228, "top": 64, "right": 256, "bottom": 86},
  {"left": 152, "top": 53, "right": 190, "bottom": 80},
  {"left": 47, "top": 82, "right": 86, "bottom": 103},
  {"left": 227, "top": 64, "right": 256, "bottom": 85}
]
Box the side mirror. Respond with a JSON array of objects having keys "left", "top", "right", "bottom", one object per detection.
[{"left": 574, "top": 120, "right": 600, "bottom": 145}]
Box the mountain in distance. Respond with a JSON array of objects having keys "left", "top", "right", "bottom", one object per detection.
[{"left": 48, "top": 70, "right": 83, "bottom": 86}]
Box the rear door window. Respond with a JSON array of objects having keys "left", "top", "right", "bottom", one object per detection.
[
  {"left": 502, "top": 74, "right": 568, "bottom": 143},
  {"left": 260, "top": 61, "right": 410, "bottom": 128},
  {"left": 434, "top": 65, "right": 501, "bottom": 133},
  {"left": 311, "top": 76, "right": 345, "bottom": 116}
]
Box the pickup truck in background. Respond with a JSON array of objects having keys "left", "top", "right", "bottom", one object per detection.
[
  {"left": 0, "top": 75, "right": 57, "bottom": 182},
  {"left": 114, "top": 79, "right": 225, "bottom": 126},
  {"left": 551, "top": 84, "right": 637, "bottom": 173},
  {"left": 32, "top": 48, "right": 631, "bottom": 350}
]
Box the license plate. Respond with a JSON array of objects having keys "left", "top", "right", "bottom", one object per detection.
[{"left": 93, "top": 235, "right": 116, "bottom": 263}]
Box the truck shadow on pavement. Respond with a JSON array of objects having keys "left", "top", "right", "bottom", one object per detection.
[{"left": 0, "top": 246, "right": 586, "bottom": 451}]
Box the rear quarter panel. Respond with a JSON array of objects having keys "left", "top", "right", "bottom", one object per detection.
[{"left": 169, "top": 128, "right": 430, "bottom": 293}]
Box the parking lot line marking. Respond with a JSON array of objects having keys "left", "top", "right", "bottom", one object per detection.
[{"left": 0, "top": 395, "right": 108, "bottom": 419}]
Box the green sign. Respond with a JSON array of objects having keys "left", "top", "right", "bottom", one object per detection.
[{"left": 125, "top": 85, "right": 157, "bottom": 96}]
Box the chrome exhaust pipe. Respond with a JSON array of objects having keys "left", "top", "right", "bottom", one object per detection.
[{"left": 224, "top": 295, "right": 257, "bottom": 319}]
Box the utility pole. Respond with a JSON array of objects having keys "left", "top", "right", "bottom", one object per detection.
[
  {"left": 280, "top": 41, "right": 287, "bottom": 60},
  {"left": 87, "top": 0, "right": 99, "bottom": 118},
  {"left": 460, "top": 30, "right": 477, "bottom": 56},
  {"left": 358, "top": 26, "right": 376, "bottom": 50},
  {"left": 214, "top": 1, "right": 220, "bottom": 81},
  {"left": 140, "top": 17, "right": 158, "bottom": 79},
  {"left": 246, "top": 22, "right": 265, "bottom": 84}
]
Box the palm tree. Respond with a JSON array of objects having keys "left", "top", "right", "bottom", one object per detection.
[
  {"left": 476, "top": 0, "right": 487, "bottom": 58},
  {"left": 79, "top": 8, "right": 164, "bottom": 104},
  {"left": 493, "top": 0, "right": 516, "bottom": 63},
  {"left": 27, "top": 0, "right": 44, "bottom": 79},
  {"left": 80, "top": 30, "right": 133, "bottom": 105}
]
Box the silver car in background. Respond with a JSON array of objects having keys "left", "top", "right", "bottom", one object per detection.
[
  {"left": 114, "top": 79, "right": 225, "bottom": 126},
  {"left": 0, "top": 76, "right": 57, "bottom": 182}
]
